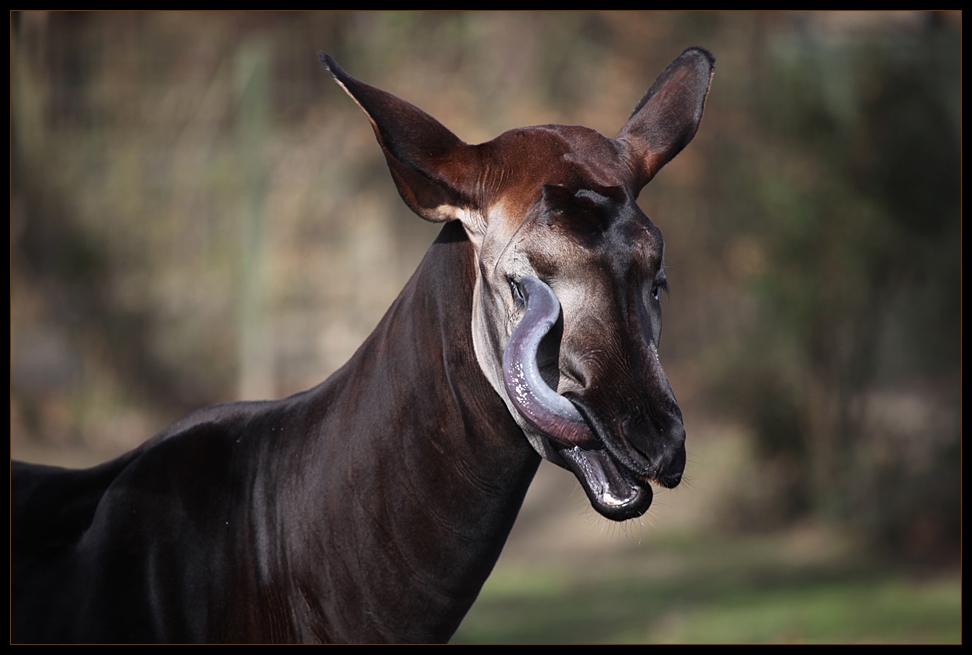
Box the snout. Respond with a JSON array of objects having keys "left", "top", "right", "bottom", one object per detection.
[
  {"left": 565, "top": 392, "right": 685, "bottom": 490},
  {"left": 501, "top": 274, "right": 688, "bottom": 521},
  {"left": 619, "top": 411, "right": 686, "bottom": 489}
]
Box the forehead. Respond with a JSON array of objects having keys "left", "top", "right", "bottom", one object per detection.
[
  {"left": 484, "top": 124, "right": 632, "bottom": 194},
  {"left": 477, "top": 124, "right": 666, "bottom": 276},
  {"left": 528, "top": 196, "right": 663, "bottom": 278}
]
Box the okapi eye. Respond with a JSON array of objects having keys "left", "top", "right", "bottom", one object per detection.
[
  {"left": 510, "top": 279, "right": 525, "bottom": 306},
  {"left": 651, "top": 274, "right": 669, "bottom": 301}
]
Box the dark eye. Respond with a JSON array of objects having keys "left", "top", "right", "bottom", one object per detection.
[
  {"left": 510, "top": 278, "right": 525, "bottom": 306},
  {"left": 651, "top": 275, "right": 668, "bottom": 301}
]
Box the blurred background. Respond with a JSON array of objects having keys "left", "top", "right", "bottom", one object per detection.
[{"left": 10, "top": 12, "right": 960, "bottom": 643}]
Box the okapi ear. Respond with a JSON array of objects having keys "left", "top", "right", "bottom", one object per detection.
[
  {"left": 616, "top": 47, "right": 715, "bottom": 192},
  {"left": 319, "top": 52, "right": 477, "bottom": 223}
]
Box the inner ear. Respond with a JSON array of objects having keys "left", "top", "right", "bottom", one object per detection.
[
  {"left": 320, "top": 52, "right": 479, "bottom": 224},
  {"left": 616, "top": 47, "right": 714, "bottom": 192}
]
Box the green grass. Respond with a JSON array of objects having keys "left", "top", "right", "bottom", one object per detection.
[
  {"left": 452, "top": 534, "right": 961, "bottom": 644},
  {"left": 640, "top": 576, "right": 961, "bottom": 644}
]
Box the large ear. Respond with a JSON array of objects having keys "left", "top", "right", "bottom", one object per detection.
[
  {"left": 616, "top": 47, "right": 715, "bottom": 192},
  {"left": 319, "top": 52, "right": 478, "bottom": 223}
]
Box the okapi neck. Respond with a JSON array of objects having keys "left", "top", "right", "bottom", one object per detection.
[{"left": 280, "top": 220, "right": 540, "bottom": 642}]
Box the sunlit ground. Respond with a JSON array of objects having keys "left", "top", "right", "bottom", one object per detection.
[{"left": 454, "top": 531, "right": 960, "bottom": 644}]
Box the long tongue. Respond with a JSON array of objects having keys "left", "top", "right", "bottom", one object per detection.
[
  {"left": 502, "top": 276, "right": 652, "bottom": 521},
  {"left": 502, "top": 277, "right": 596, "bottom": 448}
]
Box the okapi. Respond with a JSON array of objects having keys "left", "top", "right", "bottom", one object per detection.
[{"left": 12, "top": 48, "right": 714, "bottom": 643}]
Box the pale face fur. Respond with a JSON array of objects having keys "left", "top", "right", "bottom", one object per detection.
[{"left": 463, "top": 126, "right": 673, "bottom": 465}]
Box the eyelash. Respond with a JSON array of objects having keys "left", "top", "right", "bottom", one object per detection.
[{"left": 651, "top": 277, "right": 668, "bottom": 301}]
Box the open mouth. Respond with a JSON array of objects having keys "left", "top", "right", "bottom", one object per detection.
[
  {"left": 502, "top": 276, "right": 657, "bottom": 521},
  {"left": 556, "top": 443, "right": 654, "bottom": 521}
]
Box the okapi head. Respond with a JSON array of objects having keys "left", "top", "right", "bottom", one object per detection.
[{"left": 320, "top": 49, "right": 714, "bottom": 522}]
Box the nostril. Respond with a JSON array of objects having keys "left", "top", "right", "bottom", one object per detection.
[
  {"left": 620, "top": 415, "right": 686, "bottom": 488},
  {"left": 658, "top": 444, "right": 686, "bottom": 489},
  {"left": 659, "top": 469, "right": 682, "bottom": 489},
  {"left": 620, "top": 415, "right": 654, "bottom": 457}
]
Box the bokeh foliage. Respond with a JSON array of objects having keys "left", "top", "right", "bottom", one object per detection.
[{"left": 711, "top": 15, "right": 960, "bottom": 557}]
